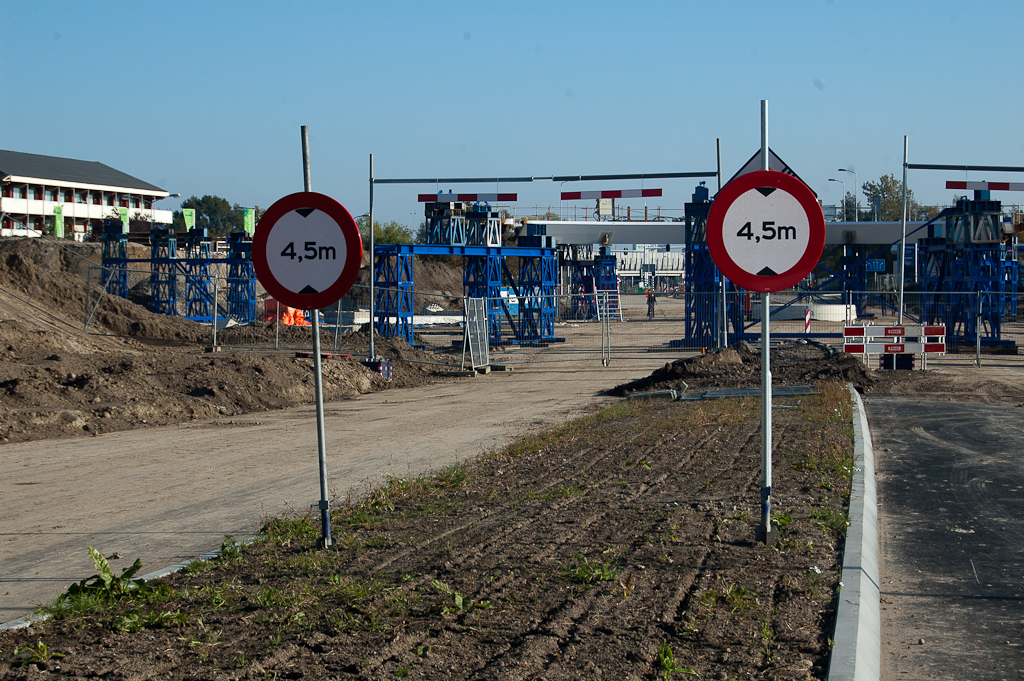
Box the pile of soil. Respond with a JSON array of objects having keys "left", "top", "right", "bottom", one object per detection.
[
  {"left": 0, "top": 237, "right": 459, "bottom": 444},
  {"left": 612, "top": 340, "right": 904, "bottom": 397}
]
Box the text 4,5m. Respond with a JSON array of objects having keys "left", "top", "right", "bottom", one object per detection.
[
  {"left": 280, "top": 241, "right": 337, "bottom": 262},
  {"left": 736, "top": 221, "right": 797, "bottom": 243}
]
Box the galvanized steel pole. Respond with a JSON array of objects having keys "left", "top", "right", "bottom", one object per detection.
[
  {"left": 759, "top": 100, "right": 776, "bottom": 546},
  {"left": 899, "top": 136, "right": 909, "bottom": 324},
  {"left": 302, "top": 125, "right": 333, "bottom": 549},
  {"left": 718, "top": 137, "right": 727, "bottom": 348},
  {"left": 368, "top": 153, "right": 375, "bottom": 360}
]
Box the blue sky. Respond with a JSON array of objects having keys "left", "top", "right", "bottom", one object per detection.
[{"left": 5, "top": 0, "right": 1023, "bottom": 227}]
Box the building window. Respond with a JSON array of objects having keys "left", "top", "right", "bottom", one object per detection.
[
  {"left": 44, "top": 188, "right": 57, "bottom": 201},
  {"left": 32, "top": 186, "right": 43, "bottom": 200},
  {"left": 91, "top": 191, "right": 102, "bottom": 205},
  {"left": 63, "top": 189, "right": 74, "bottom": 202},
  {"left": 105, "top": 193, "right": 114, "bottom": 206},
  {"left": 11, "top": 185, "right": 24, "bottom": 199},
  {"left": 76, "top": 190, "right": 87, "bottom": 204}
]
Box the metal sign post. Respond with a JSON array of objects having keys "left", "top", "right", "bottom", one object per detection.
[
  {"left": 706, "top": 101, "right": 825, "bottom": 546},
  {"left": 252, "top": 127, "right": 364, "bottom": 550},
  {"left": 303, "top": 129, "right": 333, "bottom": 549}
]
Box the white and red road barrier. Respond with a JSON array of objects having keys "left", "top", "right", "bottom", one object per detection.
[
  {"left": 843, "top": 324, "right": 946, "bottom": 360},
  {"left": 418, "top": 193, "right": 518, "bottom": 202}
]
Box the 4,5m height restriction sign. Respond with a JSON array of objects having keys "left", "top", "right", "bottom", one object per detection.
[
  {"left": 253, "top": 192, "right": 363, "bottom": 310},
  {"left": 707, "top": 170, "right": 825, "bottom": 292}
]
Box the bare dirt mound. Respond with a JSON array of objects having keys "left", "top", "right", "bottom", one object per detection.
[
  {"left": 610, "top": 340, "right": 873, "bottom": 396},
  {"left": 0, "top": 237, "right": 458, "bottom": 445}
]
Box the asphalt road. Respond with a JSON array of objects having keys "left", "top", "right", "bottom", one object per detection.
[
  {"left": 868, "top": 397, "right": 1024, "bottom": 681},
  {"left": 0, "top": 359, "right": 660, "bottom": 624}
]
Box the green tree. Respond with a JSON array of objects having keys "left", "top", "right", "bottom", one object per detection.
[
  {"left": 171, "top": 195, "right": 252, "bottom": 235},
  {"left": 859, "top": 174, "right": 938, "bottom": 222},
  {"left": 356, "top": 216, "right": 414, "bottom": 248}
]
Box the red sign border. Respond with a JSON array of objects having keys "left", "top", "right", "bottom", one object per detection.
[
  {"left": 252, "top": 192, "right": 363, "bottom": 310},
  {"left": 707, "top": 169, "right": 825, "bottom": 292}
]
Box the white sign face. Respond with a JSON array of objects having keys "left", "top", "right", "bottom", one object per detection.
[
  {"left": 264, "top": 209, "right": 350, "bottom": 296},
  {"left": 719, "top": 187, "right": 813, "bottom": 278}
]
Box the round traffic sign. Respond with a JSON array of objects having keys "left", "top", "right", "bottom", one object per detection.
[
  {"left": 252, "top": 192, "right": 363, "bottom": 310},
  {"left": 707, "top": 170, "right": 825, "bottom": 292}
]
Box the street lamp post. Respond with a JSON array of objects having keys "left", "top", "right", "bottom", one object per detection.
[
  {"left": 827, "top": 178, "right": 846, "bottom": 220},
  {"left": 838, "top": 168, "right": 858, "bottom": 221}
]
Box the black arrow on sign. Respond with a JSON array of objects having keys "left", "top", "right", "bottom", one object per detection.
[
  {"left": 295, "top": 208, "right": 315, "bottom": 218},
  {"left": 756, "top": 187, "right": 776, "bottom": 197},
  {"left": 757, "top": 267, "right": 778, "bottom": 277},
  {"left": 299, "top": 285, "right": 319, "bottom": 295}
]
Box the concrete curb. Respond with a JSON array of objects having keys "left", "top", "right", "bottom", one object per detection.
[{"left": 828, "top": 385, "right": 880, "bottom": 681}]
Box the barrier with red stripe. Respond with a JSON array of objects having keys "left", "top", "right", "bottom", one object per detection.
[
  {"left": 946, "top": 181, "right": 1024, "bottom": 192},
  {"left": 843, "top": 324, "right": 946, "bottom": 367},
  {"left": 418, "top": 192, "right": 518, "bottom": 203},
  {"left": 561, "top": 188, "right": 662, "bottom": 200}
]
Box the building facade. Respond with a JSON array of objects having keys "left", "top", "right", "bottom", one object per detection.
[{"left": 0, "top": 149, "right": 172, "bottom": 241}]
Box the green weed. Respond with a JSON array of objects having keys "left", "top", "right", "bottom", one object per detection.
[
  {"left": 559, "top": 553, "right": 619, "bottom": 586},
  {"left": 259, "top": 516, "right": 317, "bottom": 545},
  {"left": 544, "top": 484, "right": 585, "bottom": 502},
  {"left": 12, "top": 640, "right": 65, "bottom": 667},
  {"left": 656, "top": 639, "right": 696, "bottom": 679},
  {"left": 811, "top": 508, "right": 850, "bottom": 536},
  {"left": 218, "top": 535, "right": 242, "bottom": 563}
]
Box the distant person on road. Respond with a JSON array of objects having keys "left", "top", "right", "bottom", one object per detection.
[{"left": 646, "top": 289, "right": 656, "bottom": 320}]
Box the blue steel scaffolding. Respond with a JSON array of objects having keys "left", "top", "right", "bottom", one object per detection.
[
  {"left": 682, "top": 183, "right": 742, "bottom": 347},
  {"left": 149, "top": 227, "right": 178, "bottom": 315},
  {"left": 917, "top": 194, "right": 1014, "bottom": 348},
  {"left": 99, "top": 221, "right": 128, "bottom": 300},
  {"left": 101, "top": 229, "right": 260, "bottom": 325},
  {"left": 182, "top": 227, "right": 214, "bottom": 320},
  {"left": 374, "top": 243, "right": 558, "bottom": 347},
  {"left": 225, "top": 232, "right": 257, "bottom": 324}
]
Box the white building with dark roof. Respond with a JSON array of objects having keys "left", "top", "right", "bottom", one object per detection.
[{"left": 0, "top": 149, "right": 172, "bottom": 241}]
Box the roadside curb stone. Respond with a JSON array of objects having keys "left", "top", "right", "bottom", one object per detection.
[{"left": 827, "top": 385, "right": 880, "bottom": 681}]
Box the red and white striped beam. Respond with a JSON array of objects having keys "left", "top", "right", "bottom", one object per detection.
[
  {"left": 418, "top": 192, "right": 517, "bottom": 202},
  {"left": 946, "top": 181, "right": 1024, "bottom": 192},
  {"left": 561, "top": 188, "right": 662, "bottom": 201}
]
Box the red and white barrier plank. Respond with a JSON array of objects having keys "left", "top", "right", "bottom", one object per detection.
[
  {"left": 418, "top": 193, "right": 517, "bottom": 203},
  {"left": 561, "top": 188, "right": 662, "bottom": 200},
  {"left": 843, "top": 324, "right": 946, "bottom": 358}
]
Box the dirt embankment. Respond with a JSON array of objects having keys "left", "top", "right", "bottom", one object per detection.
[{"left": 0, "top": 237, "right": 458, "bottom": 445}]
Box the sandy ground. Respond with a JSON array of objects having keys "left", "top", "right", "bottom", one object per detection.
[{"left": 0, "top": 358, "right": 660, "bottom": 623}]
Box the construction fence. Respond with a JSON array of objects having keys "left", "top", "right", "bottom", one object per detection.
[{"left": 73, "top": 266, "right": 1024, "bottom": 367}]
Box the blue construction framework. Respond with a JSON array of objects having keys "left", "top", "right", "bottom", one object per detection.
[
  {"left": 101, "top": 229, "right": 260, "bottom": 325},
  {"left": 225, "top": 232, "right": 257, "bottom": 324},
  {"left": 375, "top": 248, "right": 415, "bottom": 344},
  {"left": 681, "top": 183, "right": 743, "bottom": 347},
  {"left": 99, "top": 221, "right": 128, "bottom": 299},
  {"left": 374, "top": 243, "right": 558, "bottom": 346},
  {"left": 917, "top": 195, "right": 1013, "bottom": 348},
  {"left": 182, "top": 227, "right": 214, "bottom": 320},
  {"left": 564, "top": 253, "right": 617, "bottom": 320},
  {"left": 149, "top": 228, "right": 178, "bottom": 315}
]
